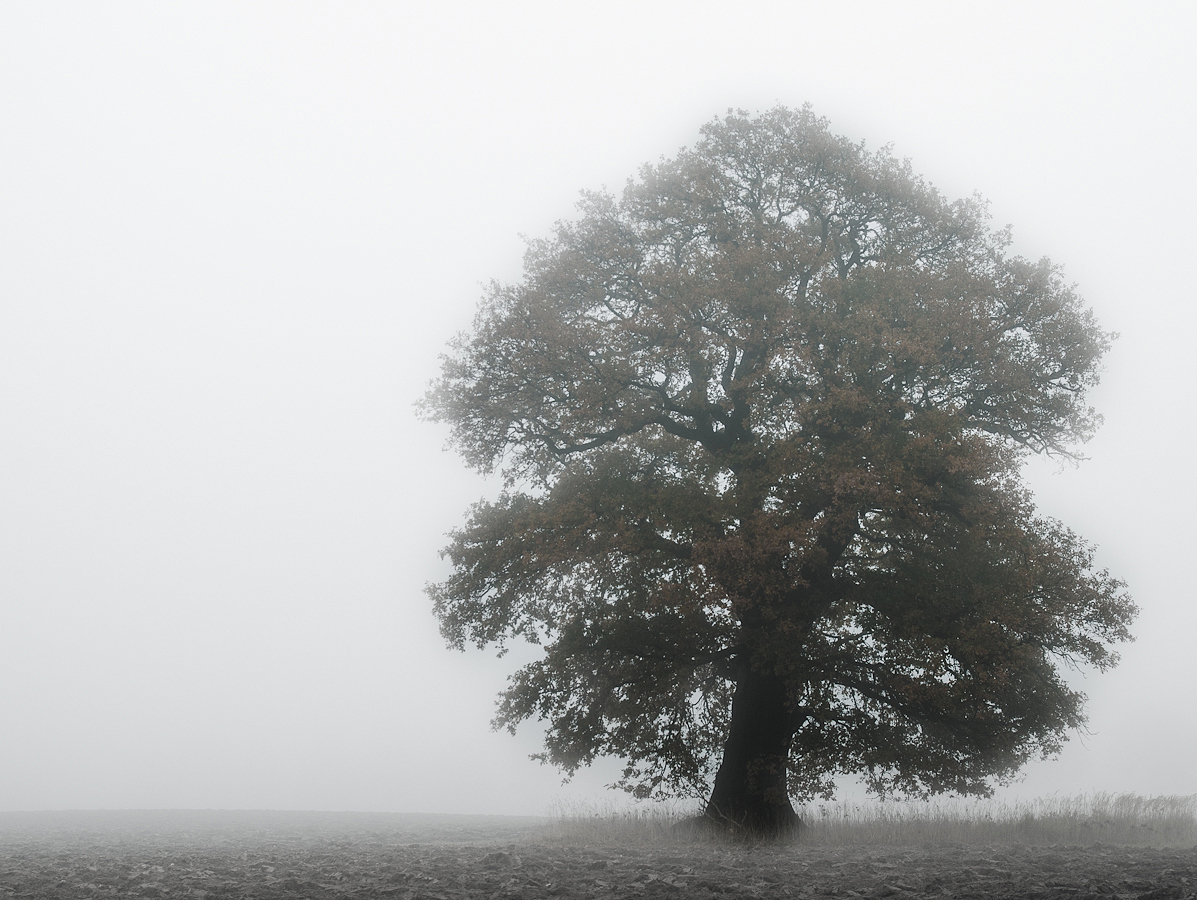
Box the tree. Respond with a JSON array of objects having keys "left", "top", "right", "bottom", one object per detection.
[{"left": 420, "top": 107, "right": 1135, "bottom": 836}]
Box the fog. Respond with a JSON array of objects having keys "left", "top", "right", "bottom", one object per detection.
[{"left": 1, "top": 3, "right": 1193, "bottom": 815}]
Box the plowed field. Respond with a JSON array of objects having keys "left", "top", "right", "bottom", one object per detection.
[{"left": 1, "top": 810, "right": 1194, "bottom": 899}]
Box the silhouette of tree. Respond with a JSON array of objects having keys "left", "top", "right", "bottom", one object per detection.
[{"left": 421, "top": 107, "right": 1135, "bottom": 835}]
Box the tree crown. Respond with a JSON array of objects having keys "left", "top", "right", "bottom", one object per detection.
[{"left": 421, "top": 107, "right": 1133, "bottom": 802}]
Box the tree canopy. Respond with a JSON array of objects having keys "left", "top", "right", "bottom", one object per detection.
[{"left": 421, "top": 106, "right": 1135, "bottom": 833}]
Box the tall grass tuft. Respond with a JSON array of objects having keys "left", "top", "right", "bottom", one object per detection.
[
  {"left": 797, "top": 793, "right": 1197, "bottom": 847},
  {"left": 540, "top": 798, "right": 694, "bottom": 845},
  {"left": 543, "top": 794, "right": 1197, "bottom": 847}
]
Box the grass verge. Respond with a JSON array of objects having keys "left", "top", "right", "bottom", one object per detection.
[{"left": 543, "top": 793, "right": 1197, "bottom": 847}]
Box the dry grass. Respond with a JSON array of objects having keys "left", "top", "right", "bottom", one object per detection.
[
  {"left": 541, "top": 798, "right": 695, "bottom": 845},
  {"left": 798, "top": 793, "right": 1197, "bottom": 847},
  {"left": 544, "top": 793, "right": 1197, "bottom": 847}
]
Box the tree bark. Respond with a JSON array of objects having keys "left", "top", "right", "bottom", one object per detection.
[{"left": 704, "top": 663, "right": 801, "bottom": 836}]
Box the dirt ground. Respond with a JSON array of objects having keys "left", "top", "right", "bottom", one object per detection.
[{"left": 1, "top": 810, "right": 1194, "bottom": 899}]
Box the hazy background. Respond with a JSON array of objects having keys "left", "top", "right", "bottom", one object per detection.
[{"left": 1, "top": 2, "right": 1193, "bottom": 815}]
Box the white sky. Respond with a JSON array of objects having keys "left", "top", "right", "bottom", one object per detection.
[{"left": 0, "top": 2, "right": 1193, "bottom": 815}]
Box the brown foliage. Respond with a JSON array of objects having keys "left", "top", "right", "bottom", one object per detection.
[{"left": 421, "top": 107, "right": 1134, "bottom": 810}]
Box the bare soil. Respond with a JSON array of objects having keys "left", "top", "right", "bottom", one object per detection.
[{"left": 1, "top": 810, "right": 1194, "bottom": 899}]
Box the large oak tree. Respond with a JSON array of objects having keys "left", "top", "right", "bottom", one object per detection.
[{"left": 421, "top": 107, "right": 1135, "bottom": 835}]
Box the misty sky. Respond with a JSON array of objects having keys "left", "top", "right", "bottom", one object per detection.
[{"left": 1, "top": 2, "right": 1193, "bottom": 815}]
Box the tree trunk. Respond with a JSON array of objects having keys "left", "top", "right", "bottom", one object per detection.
[{"left": 704, "top": 664, "right": 801, "bottom": 836}]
